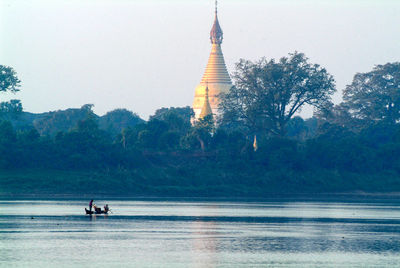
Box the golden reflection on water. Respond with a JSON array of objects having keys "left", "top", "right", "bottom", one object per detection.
[{"left": 191, "top": 205, "right": 219, "bottom": 268}]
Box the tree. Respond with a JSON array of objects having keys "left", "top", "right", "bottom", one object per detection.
[
  {"left": 34, "top": 105, "right": 98, "bottom": 136},
  {"left": 151, "top": 106, "right": 194, "bottom": 122},
  {"left": 315, "top": 102, "right": 355, "bottom": 129},
  {"left": 0, "top": 66, "right": 23, "bottom": 120},
  {"left": 0, "top": 99, "right": 22, "bottom": 119},
  {"left": 181, "top": 115, "right": 214, "bottom": 152},
  {"left": 0, "top": 65, "right": 21, "bottom": 93},
  {"left": 286, "top": 116, "right": 308, "bottom": 140},
  {"left": 159, "top": 131, "right": 180, "bottom": 150},
  {"left": 81, "top": 104, "right": 94, "bottom": 113},
  {"left": 219, "top": 52, "right": 336, "bottom": 136},
  {"left": 0, "top": 120, "right": 17, "bottom": 168},
  {"left": 194, "top": 114, "right": 215, "bottom": 135},
  {"left": 343, "top": 62, "right": 400, "bottom": 125},
  {"left": 76, "top": 114, "right": 99, "bottom": 134},
  {"left": 0, "top": 120, "right": 16, "bottom": 145},
  {"left": 99, "top": 108, "right": 143, "bottom": 137},
  {"left": 134, "top": 119, "right": 169, "bottom": 149},
  {"left": 150, "top": 106, "right": 193, "bottom": 134}
]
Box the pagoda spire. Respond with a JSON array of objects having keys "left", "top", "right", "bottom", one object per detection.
[
  {"left": 200, "top": 82, "right": 213, "bottom": 118},
  {"left": 210, "top": 0, "right": 223, "bottom": 44},
  {"left": 200, "top": 0, "right": 230, "bottom": 84}
]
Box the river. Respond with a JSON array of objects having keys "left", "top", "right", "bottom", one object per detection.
[{"left": 0, "top": 198, "right": 399, "bottom": 267}]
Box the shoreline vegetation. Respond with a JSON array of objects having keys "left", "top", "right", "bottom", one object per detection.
[
  {"left": 1, "top": 167, "right": 399, "bottom": 198},
  {"left": 1, "top": 58, "right": 400, "bottom": 197}
]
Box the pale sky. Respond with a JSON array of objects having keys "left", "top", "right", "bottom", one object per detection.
[{"left": 1, "top": 0, "right": 400, "bottom": 119}]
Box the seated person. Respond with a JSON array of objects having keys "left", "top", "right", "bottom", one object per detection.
[
  {"left": 104, "top": 204, "right": 109, "bottom": 213},
  {"left": 94, "top": 205, "right": 102, "bottom": 213}
]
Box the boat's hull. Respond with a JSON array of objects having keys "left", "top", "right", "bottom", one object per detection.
[{"left": 85, "top": 208, "right": 108, "bottom": 215}]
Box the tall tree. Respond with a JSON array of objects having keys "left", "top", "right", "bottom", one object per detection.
[
  {"left": 0, "top": 65, "right": 21, "bottom": 93},
  {"left": 219, "top": 52, "right": 336, "bottom": 136},
  {"left": 343, "top": 62, "right": 400, "bottom": 125},
  {"left": 315, "top": 102, "right": 363, "bottom": 132},
  {"left": 0, "top": 66, "right": 22, "bottom": 119}
]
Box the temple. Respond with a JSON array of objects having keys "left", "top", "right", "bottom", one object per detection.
[{"left": 192, "top": 1, "right": 232, "bottom": 121}]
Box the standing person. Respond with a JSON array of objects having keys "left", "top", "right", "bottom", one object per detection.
[{"left": 89, "top": 200, "right": 94, "bottom": 212}]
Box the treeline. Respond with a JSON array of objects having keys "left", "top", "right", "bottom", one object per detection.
[
  {"left": 0, "top": 105, "right": 399, "bottom": 195},
  {"left": 1, "top": 106, "right": 398, "bottom": 174},
  {"left": 0, "top": 55, "right": 400, "bottom": 196}
]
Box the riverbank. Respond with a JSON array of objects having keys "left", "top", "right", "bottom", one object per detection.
[{"left": 1, "top": 168, "right": 400, "bottom": 198}]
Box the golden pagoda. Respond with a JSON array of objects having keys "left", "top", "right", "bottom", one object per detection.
[{"left": 192, "top": 1, "right": 232, "bottom": 121}]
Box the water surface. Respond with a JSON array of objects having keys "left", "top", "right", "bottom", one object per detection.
[{"left": 0, "top": 199, "right": 399, "bottom": 267}]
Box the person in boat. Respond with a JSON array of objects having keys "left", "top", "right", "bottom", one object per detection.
[
  {"left": 93, "top": 203, "right": 101, "bottom": 213},
  {"left": 104, "top": 204, "right": 109, "bottom": 213},
  {"left": 89, "top": 200, "right": 94, "bottom": 212}
]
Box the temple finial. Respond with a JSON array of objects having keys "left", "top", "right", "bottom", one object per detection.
[{"left": 210, "top": 0, "right": 223, "bottom": 44}]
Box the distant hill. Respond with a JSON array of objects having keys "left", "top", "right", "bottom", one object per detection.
[
  {"left": 7, "top": 105, "right": 144, "bottom": 137},
  {"left": 7, "top": 112, "right": 46, "bottom": 131},
  {"left": 33, "top": 106, "right": 96, "bottom": 136}
]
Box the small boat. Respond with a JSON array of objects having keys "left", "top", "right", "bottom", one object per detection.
[{"left": 85, "top": 207, "right": 109, "bottom": 215}]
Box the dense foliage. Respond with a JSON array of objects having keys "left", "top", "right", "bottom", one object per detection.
[
  {"left": 0, "top": 65, "right": 20, "bottom": 93},
  {"left": 343, "top": 62, "right": 400, "bottom": 125},
  {"left": 0, "top": 66, "right": 22, "bottom": 123},
  {"left": 1, "top": 58, "right": 400, "bottom": 197},
  {"left": 219, "top": 52, "right": 335, "bottom": 136}
]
